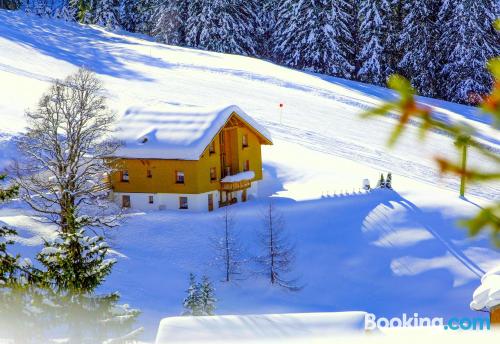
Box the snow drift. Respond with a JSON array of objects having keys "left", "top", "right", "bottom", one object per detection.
[{"left": 155, "top": 312, "right": 368, "bottom": 344}]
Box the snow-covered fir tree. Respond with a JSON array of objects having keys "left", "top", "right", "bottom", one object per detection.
[
  {"left": 0, "top": 0, "right": 21, "bottom": 9},
  {"left": 32, "top": 0, "right": 52, "bottom": 16},
  {"left": 119, "top": 0, "right": 157, "bottom": 35},
  {"left": 273, "top": 0, "right": 354, "bottom": 78},
  {"left": 0, "top": 174, "right": 20, "bottom": 285},
  {"left": 182, "top": 273, "right": 202, "bottom": 316},
  {"left": 254, "top": 0, "right": 277, "bottom": 58},
  {"left": 0, "top": 175, "right": 42, "bottom": 343},
  {"left": 397, "top": 0, "right": 438, "bottom": 96},
  {"left": 153, "top": 0, "right": 189, "bottom": 45},
  {"left": 386, "top": 172, "right": 392, "bottom": 189},
  {"left": 199, "top": 276, "right": 216, "bottom": 316},
  {"left": 118, "top": 0, "right": 139, "bottom": 31},
  {"left": 185, "top": 0, "right": 257, "bottom": 56},
  {"left": 438, "top": 0, "right": 499, "bottom": 104},
  {"left": 37, "top": 229, "right": 141, "bottom": 342},
  {"left": 377, "top": 173, "right": 386, "bottom": 188},
  {"left": 94, "top": 0, "right": 120, "bottom": 29},
  {"left": 357, "top": 0, "right": 390, "bottom": 85},
  {"left": 383, "top": 0, "right": 404, "bottom": 78},
  {"left": 53, "top": 0, "right": 77, "bottom": 21},
  {"left": 119, "top": 0, "right": 155, "bottom": 33}
]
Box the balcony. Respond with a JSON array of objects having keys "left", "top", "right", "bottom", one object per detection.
[{"left": 220, "top": 171, "right": 254, "bottom": 191}]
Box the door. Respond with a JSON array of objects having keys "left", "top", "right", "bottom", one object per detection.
[
  {"left": 208, "top": 194, "right": 214, "bottom": 211},
  {"left": 122, "top": 195, "right": 131, "bottom": 208}
]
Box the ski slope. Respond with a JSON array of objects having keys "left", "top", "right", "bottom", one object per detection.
[
  {"left": 0, "top": 10, "right": 499, "bottom": 341},
  {"left": 0, "top": 10, "right": 498, "bottom": 199}
]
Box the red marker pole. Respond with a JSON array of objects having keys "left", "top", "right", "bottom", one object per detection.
[{"left": 279, "top": 103, "right": 284, "bottom": 125}]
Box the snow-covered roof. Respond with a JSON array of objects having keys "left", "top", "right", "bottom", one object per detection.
[
  {"left": 155, "top": 312, "right": 368, "bottom": 344},
  {"left": 221, "top": 171, "right": 255, "bottom": 183},
  {"left": 470, "top": 265, "right": 500, "bottom": 311},
  {"left": 113, "top": 104, "right": 272, "bottom": 160}
]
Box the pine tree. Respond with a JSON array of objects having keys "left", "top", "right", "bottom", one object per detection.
[
  {"left": 94, "top": 0, "right": 120, "bottom": 29},
  {"left": 254, "top": 0, "right": 276, "bottom": 58},
  {"left": 397, "top": 0, "right": 438, "bottom": 96},
  {"left": 133, "top": 0, "right": 157, "bottom": 35},
  {"left": 383, "top": 0, "right": 404, "bottom": 78},
  {"left": 118, "top": 0, "right": 139, "bottom": 31},
  {"left": 182, "top": 273, "right": 202, "bottom": 316},
  {"left": 357, "top": 0, "right": 390, "bottom": 85},
  {"left": 0, "top": 175, "right": 42, "bottom": 343},
  {"left": 199, "top": 275, "right": 216, "bottom": 316},
  {"left": 0, "top": 174, "right": 20, "bottom": 285},
  {"left": 37, "top": 228, "right": 141, "bottom": 342},
  {"left": 386, "top": 172, "right": 392, "bottom": 189},
  {"left": 185, "top": 0, "right": 257, "bottom": 56},
  {"left": 438, "top": 0, "right": 499, "bottom": 104},
  {"left": 273, "top": 0, "right": 354, "bottom": 78},
  {"left": 53, "top": 0, "right": 78, "bottom": 21},
  {"left": 153, "top": 0, "right": 189, "bottom": 45},
  {"left": 32, "top": 0, "right": 52, "bottom": 17},
  {"left": 257, "top": 202, "right": 300, "bottom": 291},
  {"left": 0, "top": 0, "right": 21, "bottom": 9},
  {"left": 377, "top": 173, "right": 385, "bottom": 188}
]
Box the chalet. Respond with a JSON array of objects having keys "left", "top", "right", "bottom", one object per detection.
[{"left": 109, "top": 105, "right": 273, "bottom": 212}]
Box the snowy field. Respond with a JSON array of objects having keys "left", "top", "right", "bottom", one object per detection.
[{"left": 0, "top": 10, "right": 499, "bottom": 341}]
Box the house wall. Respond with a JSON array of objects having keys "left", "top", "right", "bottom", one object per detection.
[
  {"left": 110, "top": 114, "right": 265, "bottom": 196},
  {"left": 112, "top": 182, "right": 259, "bottom": 212},
  {"left": 492, "top": 305, "right": 500, "bottom": 325},
  {"left": 113, "top": 190, "right": 220, "bottom": 212},
  {"left": 238, "top": 125, "right": 263, "bottom": 180}
]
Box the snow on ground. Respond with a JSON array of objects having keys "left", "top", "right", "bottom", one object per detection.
[
  {"left": 0, "top": 10, "right": 499, "bottom": 341},
  {"left": 155, "top": 312, "right": 367, "bottom": 344}
]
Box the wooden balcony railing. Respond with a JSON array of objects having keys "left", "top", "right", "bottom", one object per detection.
[{"left": 220, "top": 180, "right": 251, "bottom": 191}]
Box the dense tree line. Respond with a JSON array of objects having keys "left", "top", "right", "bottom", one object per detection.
[{"left": 2, "top": 0, "right": 499, "bottom": 104}]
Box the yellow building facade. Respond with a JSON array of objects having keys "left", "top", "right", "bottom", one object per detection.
[{"left": 109, "top": 105, "right": 272, "bottom": 211}]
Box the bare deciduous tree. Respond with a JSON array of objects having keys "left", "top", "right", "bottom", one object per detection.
[
  {"left": 212, "top": 206, "right": 244, "bottom": 282},
  {"left": 12, "top": 68, "right": 120, "bottom": 233},
  {"left": 257, "top": 202, "right": 300, "bottom": 291}
]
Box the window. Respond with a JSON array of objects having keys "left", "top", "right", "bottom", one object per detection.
[
  {"left": 179, "top": 196, "right": 188, "bottom": 209},
  {"left": 243, "top": 160, "right": 250, "bottom": 172},
  {"left": 148, "top": 195, "right": 154, "bottom": 204},
  {"left": 147, "top": 169, "right": 152, "bottom": 178},
  {"left": 209, "top": 141, "right": 215, "bottom": 154},
  {"left": 210, "top": 167, "right": 217, "bottom": 181},
  {"left": 122, "top": 195, "right": 131, "bottom": 208},
  {"left": 176, "top": 171, "right": 185, "bottom": 184},
  {"left": 242, "top": 134, "right": 248, "bottom": 148},
  {"left": 121, "top": 170, "right": 129, "bottom": 182}
]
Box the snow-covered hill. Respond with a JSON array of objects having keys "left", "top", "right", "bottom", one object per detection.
[{"left": 0, "top": 10, "right": 499, "bottom": 341}]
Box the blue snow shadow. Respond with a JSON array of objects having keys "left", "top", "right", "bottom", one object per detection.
[
  {"left": 0, "top": 11, "right": 172, "bottom": 81},
  {"left": 99, "top": 188, "right": 495, "bottom": 340}
]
